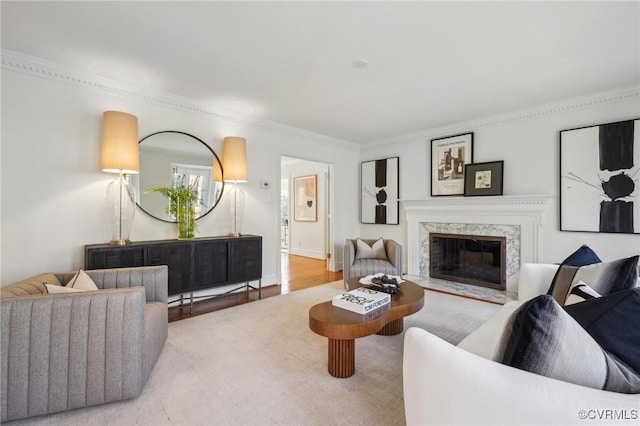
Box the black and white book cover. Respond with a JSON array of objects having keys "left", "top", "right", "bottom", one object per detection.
[{"left": 332, "top": 287, "right": 391, "bottom": 315}]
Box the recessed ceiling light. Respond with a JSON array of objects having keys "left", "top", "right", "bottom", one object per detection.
[{"left": 352, "top": 59, "right": 369, "bottom": 69}]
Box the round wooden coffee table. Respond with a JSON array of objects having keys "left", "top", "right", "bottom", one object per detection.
[{"left": 308, "top": 278, "right": 424, "bottom": 378}]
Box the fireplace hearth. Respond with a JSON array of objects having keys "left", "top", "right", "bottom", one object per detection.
[{"left": 430, "top": 233, "right": 506, "bottom": 290}]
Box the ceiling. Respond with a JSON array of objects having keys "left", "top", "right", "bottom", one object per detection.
[{"left": 2, "top": 1, "right": 639, "bottom": 144}]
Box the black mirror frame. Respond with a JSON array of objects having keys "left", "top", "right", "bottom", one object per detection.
[{"left": 137, "top": 130, "right": 224, "bottom": 223}]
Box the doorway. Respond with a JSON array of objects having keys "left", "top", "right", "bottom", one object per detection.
[
  {"left": 280, "top": 156, "right": 336, "bottom": 288},
  {"left": 280, "top": 177, "right": 290, "bottom": 250},
  {"left": 280, "top": 253, "right": 343, "bottom": 294}
]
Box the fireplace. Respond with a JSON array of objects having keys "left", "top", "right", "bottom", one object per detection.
[
  {"left": 430, "top": 233, "right": 506, "bottom": 290},
  {"left": 402, "top": 195, "right": 552, "bottom": 295}
]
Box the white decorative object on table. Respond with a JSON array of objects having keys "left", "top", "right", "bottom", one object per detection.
[{"left": 332, "top": 287, "right": 391, "bottom": 314}]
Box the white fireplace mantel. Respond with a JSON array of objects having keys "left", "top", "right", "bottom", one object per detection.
[
  {"left": 401, "top": 195, "right": 553, "bottom": 292},
  {"left": 401, "top": 195, "right": 553, "bottom": 221}
]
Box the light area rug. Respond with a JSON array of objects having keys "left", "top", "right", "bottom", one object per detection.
[{"left": 10, "top": 281, "right": 499, "bottom": 426}]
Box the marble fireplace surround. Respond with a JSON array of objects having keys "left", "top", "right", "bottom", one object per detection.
[{"left": 402, "top": 195, "right": 552, "bottom": 295}]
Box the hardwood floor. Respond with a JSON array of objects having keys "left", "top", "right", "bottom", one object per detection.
[
  {"left": 168, "top": 253, "right": 342, "bottom": 322},
  {"left": 281, "top": 253, "right": 343, "bottom": 294}
]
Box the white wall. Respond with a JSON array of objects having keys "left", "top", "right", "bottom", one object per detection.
[
  {"left": 359, "top": 87, "right": 640, "bottom": 268},
  {"left": 1, "top": 65, "right": 359, "bottom": 285},
  {"left": 281, "top": 159, "right": 329, "bottom": 260},
  {"left": 2, "top": 54, "right": 637, "bottom": 287}
]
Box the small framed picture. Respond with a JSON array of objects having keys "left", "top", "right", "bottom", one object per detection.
[
  {"left": 293, "top": 174, "right": 317, "bottom": 221},
  {"left": 430, "top": 132, "right": 474, "bottom": 196},
  {"left": 464, "top": 161, "right": 504, "bottom": 196}
]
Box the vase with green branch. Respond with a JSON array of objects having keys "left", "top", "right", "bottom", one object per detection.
[{"left": 146, "top": 175, "right": 202, "bottom": 239}]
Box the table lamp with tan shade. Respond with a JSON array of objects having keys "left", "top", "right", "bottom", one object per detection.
[
  {"left": 221, "top": 136, "right": 248, "bottom": 237},
  {"left": 100, "top": 111, "right": 139, "bottom": 245}
]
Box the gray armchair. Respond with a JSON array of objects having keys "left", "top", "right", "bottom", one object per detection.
[
  {"left": 343, "top": 238, "right": 403, "bottom": 289},
  {"left": 1, "top": 265, "right": 168, "bottom": 422}
]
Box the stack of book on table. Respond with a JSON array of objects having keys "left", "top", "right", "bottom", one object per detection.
[{"left": 332, "top": 287, "right": 391, "bottom": 315}]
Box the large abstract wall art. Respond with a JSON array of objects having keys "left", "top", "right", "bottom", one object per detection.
[
  {"left": 361, "top": 157, "right": 399, "bottom": 224},
  {"left": 560, "top": 118, "right": 639, "bottom": 234}
]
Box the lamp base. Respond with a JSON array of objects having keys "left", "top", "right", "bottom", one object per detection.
[
  {"left": 227, "top": 183, "right": 245, "bottom": 238},
  {"left": 106, "top": 173, "right": 136, "bottom": 247}
]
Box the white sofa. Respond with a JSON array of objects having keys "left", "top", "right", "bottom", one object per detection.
[{"left": 403, "top": 263, "right": 640, "bottom": 425}]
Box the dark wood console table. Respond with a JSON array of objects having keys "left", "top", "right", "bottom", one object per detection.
[{"left": 85, "top": 235, "right": 262, "bottom": 309}]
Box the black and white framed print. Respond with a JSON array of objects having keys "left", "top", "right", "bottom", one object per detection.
[
  {"left": 464, "top": 161, "right": 504, "bottom": 196},
  {"left": 431, "top": 132, "right": 473, "bottom": 196},
  {"left": 560, "top": 118, "right": 639, "bottom": 234},
  {"left": 361, "top": 157, "right": 399, "bottom": 224}
]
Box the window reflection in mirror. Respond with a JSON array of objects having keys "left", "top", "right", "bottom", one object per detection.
[
  {"left": 172, "top": 163, "right": 223, "bottom": 219},
  {"left": 134, "top": 131, "right": 224, "bottom": 223}
]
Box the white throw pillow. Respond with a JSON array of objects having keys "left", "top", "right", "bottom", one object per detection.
[
  {"left": 65, "top": 269, "right": 99, "bottom": 291},
  {"left": 564, "top": 280, "right": 601, "bottom": 306},
  {"left": 45, "top": 283, "right": 87, "bottom": 294},
  {"left": 355, "top": 238, "right": 388, "bottom": 260}
]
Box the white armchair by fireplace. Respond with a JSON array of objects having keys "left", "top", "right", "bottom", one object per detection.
[{"left": 403, "top": 263, "right": 640, "bottom": 425}]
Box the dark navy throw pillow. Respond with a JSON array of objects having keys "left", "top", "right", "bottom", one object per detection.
[
  {"left": 547, "top": 245, "right": 601, "bottom": 297},
  {"left": 502, "top": 294, "right": 640, "bottom": 393},
  {"left": 564, "top": 287, "right": 640, "bottom": 374},
  {"left": 561, "top": 244, "right": 602, "bottom": 266}
]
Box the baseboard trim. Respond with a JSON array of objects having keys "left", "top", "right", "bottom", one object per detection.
[{"left": 287, "top": 248, "right": 325, "bottom": 260}]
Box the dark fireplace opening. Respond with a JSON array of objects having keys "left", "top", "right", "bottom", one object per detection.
[{"left": 430, "top": 233, "right": 506, "bottom": 290}]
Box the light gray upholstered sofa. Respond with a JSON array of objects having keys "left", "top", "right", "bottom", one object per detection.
[
  {"left": 0, "top": 265, "right": 168, "bottom": 422},
  {"left": 343, "top": 238, "right": 402, "bottom": 288}
]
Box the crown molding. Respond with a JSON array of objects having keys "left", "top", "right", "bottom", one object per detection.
[
  {"left": 363, "top": 85, "right": 640, "bottom": 149},
  {"left": 1, "top": 49, "right": 359, "bottom": 151},
  {"left": 4, "top": 49, "right": 636, "bottom": 153}
]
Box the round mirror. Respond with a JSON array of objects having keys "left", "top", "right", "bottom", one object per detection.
[{"left": 135, "top": 131, "right": 224, "bottom": 223}]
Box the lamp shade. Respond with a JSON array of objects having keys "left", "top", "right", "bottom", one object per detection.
[
  {"left": 212, "top": 157, "right": 223, "bottom": 182},
  {"left": 101, "top": 111, "right": 140, "bottom": 174},
  {"left": 221, "top": 136, "right": 248, "bottom": 182}
]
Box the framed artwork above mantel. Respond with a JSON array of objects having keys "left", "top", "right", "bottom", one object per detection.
[
  {"left": 464, "top": 161, "right": 504, "bottom": 196},
  {"left": 430, "top": 132, "right": 474, "bottom": 196}
]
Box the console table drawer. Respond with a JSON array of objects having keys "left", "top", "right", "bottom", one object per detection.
[
  {"left": 193, "top": 240, "right": 229, "bottom": 290},
  {"left": 86, "top": 246, "right": 144, "bottom": 269}
]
